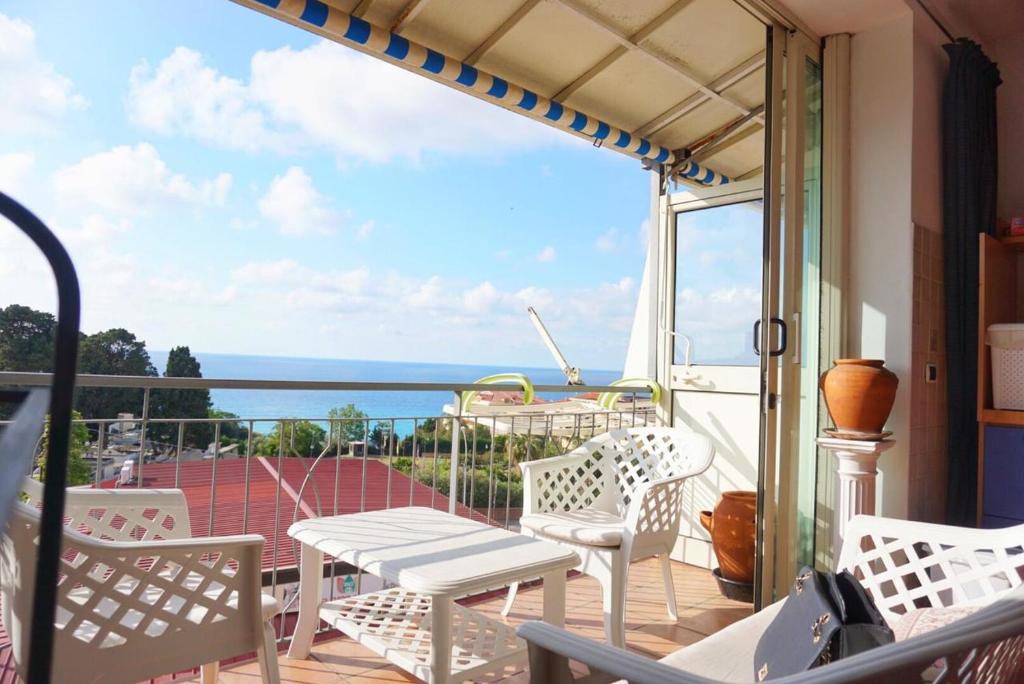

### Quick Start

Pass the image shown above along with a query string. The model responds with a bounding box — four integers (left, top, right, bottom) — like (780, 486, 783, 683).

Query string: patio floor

(197, 558, 752, 683)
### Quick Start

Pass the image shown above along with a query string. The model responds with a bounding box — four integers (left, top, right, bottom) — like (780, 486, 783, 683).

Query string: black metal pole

(0, 193, 80, 684)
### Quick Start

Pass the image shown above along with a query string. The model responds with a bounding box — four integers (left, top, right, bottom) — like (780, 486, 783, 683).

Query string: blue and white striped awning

(236, 0, 756, 186)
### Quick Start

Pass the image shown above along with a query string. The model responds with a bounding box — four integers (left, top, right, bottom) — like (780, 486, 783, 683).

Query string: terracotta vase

(699, 491, 756, 584)
(819, 359, 899, 435)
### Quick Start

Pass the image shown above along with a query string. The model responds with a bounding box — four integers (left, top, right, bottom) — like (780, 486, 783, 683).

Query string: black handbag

(753, 567, 894, 681)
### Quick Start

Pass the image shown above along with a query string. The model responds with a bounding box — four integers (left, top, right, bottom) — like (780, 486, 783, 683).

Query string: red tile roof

(97, 456, 485, 571)
(0, 456, 489, 682)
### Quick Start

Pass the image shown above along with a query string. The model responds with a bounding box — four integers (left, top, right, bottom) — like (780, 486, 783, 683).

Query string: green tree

(75, 328, 158, 419)
(37, 410, 92, 486)
(0, 304, 57, 372)
(0, 305, 61, 420)
(210, 408, 248, 443)
(327, 404, 369, 447)
(151, 346, 212, 449)
(255, 420, 327, 457)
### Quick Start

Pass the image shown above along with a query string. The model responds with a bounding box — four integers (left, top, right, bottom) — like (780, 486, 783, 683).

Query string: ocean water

(147, 351, 621, 423)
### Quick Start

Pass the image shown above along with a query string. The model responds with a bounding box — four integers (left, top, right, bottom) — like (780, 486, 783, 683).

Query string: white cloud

(230, 258, 303, 285)
(463, 281, 500, 313)
(128, 47, 287, 154)
(596, 222, 649, 254)
(53, 143, 231, 214)
(0, 152, 34, 194)
(58, 215, 131, 246)
(258, 166, 342, 236)
(536, 246, 557, 262)
(638, 218, 650, 250)
(0, 13, 85, 132)
(230, 258, 370, 299)
(595, 228, 619, 253)
(405, 275, 445, 308)
(355, 219, 375, 240)
(608, 277, 635, 294)
(127, 42, 562, 163)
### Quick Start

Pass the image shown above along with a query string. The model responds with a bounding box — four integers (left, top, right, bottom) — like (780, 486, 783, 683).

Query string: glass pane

(673, 201, 764, 366)
(796, 56, 823, 567)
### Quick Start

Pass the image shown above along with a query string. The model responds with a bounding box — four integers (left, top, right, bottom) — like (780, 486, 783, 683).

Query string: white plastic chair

(1, 479, 282, 684)
(505, 428, 715, 647)
(518, 514, 1024, 683)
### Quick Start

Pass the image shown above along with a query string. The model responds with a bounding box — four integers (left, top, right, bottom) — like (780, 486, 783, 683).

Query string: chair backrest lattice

(528, 428, 714, 520)
(534, 456, 609, 514)
(633, 479, 687, 537)
(839, 516, 1024, 624)
(589, 429, 714, 518)
(2, 483, 263, 684)
(20, 477, 192, 543)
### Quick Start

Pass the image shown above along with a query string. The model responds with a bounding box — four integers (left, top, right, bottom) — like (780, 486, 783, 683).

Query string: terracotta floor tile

(308, 640, 401, 676)
(214, 558, 747, 683)
(342, 666, 419, 683)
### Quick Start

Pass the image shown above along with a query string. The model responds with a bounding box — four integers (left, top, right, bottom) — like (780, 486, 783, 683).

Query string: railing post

(448, 391, 461, 515)
(94, 422, 106, 486)
(137, 386, 150, 486)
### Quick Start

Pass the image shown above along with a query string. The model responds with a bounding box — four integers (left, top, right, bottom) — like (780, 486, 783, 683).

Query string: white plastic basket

(987, 324, 1024, 410)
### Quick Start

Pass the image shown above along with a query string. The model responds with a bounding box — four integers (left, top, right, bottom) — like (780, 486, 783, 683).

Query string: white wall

(911, 9, 947, 233)
(848, 10, 915, 518)
(990, 37, 1024, 221)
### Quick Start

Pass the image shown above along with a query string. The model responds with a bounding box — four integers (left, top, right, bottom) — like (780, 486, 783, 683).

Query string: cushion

(891, 605, 981, 642)
(653, 599, 785, 683)
(519, 510, 625, 547)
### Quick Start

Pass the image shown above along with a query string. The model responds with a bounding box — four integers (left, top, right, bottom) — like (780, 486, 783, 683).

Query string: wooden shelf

(980, 408, 1024, 427)
(999, 235, 1024, 251)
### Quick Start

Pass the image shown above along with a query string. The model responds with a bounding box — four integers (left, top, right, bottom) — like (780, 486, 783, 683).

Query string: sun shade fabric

(242, 0, 728, 185)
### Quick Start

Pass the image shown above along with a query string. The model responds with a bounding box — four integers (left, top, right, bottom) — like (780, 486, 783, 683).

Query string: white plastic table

(286, 507, 579, 683)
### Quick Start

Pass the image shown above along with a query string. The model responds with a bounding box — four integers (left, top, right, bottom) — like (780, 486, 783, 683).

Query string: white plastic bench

(518, 514, 1024, 682)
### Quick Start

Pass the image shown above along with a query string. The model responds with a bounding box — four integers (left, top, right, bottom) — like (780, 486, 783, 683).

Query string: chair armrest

(518, 621, 717, 684)
(95, 533, 266, 553)
(520, 452, 604, 515)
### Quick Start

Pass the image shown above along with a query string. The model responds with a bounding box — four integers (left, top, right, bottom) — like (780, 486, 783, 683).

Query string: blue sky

(0, 1, 652, 371)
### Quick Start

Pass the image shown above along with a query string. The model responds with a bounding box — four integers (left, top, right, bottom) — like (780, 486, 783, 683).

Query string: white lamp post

(817, 437, 896, 554)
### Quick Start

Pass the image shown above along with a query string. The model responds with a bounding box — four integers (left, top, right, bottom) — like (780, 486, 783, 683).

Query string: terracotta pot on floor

(820, 359, 899, 436)
(699, 491, 756, 584)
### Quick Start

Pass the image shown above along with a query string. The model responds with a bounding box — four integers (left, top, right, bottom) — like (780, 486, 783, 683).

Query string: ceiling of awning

(234, 0, 768, 183)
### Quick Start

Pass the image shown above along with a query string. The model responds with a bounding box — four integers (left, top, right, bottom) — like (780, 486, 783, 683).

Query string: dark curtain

(943, 39, 1001, 526)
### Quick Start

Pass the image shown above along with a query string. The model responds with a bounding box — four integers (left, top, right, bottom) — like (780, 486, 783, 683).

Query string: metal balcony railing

(0, 371, 657, 650)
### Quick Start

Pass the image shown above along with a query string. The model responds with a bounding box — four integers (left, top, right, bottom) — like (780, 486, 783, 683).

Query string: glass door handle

(753, 318, 787, 357)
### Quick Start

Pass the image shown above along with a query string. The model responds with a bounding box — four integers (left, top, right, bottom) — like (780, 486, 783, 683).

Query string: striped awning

(234, 0, 769, 185)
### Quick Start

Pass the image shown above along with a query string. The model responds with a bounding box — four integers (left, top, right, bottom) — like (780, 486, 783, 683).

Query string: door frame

(774, 29, 824, 590)
(663, 177, 764, 394)
(653, 22, 826, 608)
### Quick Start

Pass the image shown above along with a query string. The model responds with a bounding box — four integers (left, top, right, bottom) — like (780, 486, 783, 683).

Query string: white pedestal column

(816, 437, 896, 555)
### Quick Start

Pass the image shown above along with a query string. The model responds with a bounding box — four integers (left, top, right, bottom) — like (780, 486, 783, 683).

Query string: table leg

(287, 543, 323, 660)
(430, 595, 452, 684)
(541, 569, 567, 628)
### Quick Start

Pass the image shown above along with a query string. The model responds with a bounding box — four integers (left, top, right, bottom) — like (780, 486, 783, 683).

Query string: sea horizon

(147, 350, 624, 425)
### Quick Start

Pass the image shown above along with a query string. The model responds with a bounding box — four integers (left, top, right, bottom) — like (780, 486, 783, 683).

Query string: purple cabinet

(983, 426, 1024, 525)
